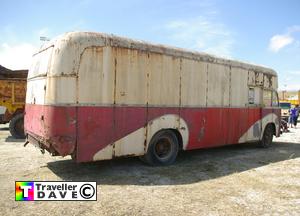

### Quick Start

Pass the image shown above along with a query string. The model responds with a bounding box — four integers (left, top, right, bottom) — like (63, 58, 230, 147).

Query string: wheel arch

(92, 114, 189, 162)
(169, 129, 183, 150)
(264, 122, 276, 136)
(145, 114, 189, 153)
(260, 113, 280, 139)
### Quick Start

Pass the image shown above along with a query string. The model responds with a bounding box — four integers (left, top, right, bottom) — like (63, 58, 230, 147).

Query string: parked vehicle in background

(279, 102, 291, 122)
(0, 66, 27, 139)
(24, 32, 281, 165)
(278, 90, 300, 106)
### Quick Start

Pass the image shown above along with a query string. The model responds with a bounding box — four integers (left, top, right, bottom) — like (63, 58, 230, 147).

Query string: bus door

(247, 87, 262, 141)
(271, 91, 280, 136)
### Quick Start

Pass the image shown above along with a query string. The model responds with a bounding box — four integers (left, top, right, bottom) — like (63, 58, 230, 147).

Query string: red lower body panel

(25, 104, 277, 162)
(25, 104, 77, 156)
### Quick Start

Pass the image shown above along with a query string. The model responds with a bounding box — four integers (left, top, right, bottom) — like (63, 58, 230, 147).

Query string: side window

(272, 91, 279, 107)
(248, 87, 261, 105)
(248, 87, 255, 104)
(263, 90, 272, 107)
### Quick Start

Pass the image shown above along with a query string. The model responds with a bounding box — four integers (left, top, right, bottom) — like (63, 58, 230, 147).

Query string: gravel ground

(0, 123, 299, 216)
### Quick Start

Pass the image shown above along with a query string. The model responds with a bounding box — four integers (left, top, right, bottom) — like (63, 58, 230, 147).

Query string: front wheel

(258, 124, 274, 148)
(9, 113, 25, 139)
(141, 130, 179, 166)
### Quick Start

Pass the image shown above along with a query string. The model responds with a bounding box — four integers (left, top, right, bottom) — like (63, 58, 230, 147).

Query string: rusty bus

(24, 32, 280, 165)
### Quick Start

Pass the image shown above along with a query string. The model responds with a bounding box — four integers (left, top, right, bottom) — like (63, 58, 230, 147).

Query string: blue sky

(0, 0, 299, 90)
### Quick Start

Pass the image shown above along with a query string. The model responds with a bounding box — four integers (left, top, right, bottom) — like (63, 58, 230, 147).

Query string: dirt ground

(0, 123, 299, 216)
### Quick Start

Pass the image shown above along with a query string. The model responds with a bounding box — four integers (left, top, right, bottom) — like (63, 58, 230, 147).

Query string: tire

(258, 124, 274, 148)
(9, 113, 25, 139)
(141, 130, 179, 166)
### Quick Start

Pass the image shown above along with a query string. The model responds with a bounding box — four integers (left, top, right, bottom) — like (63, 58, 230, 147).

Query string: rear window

(28, 46, 53, 79)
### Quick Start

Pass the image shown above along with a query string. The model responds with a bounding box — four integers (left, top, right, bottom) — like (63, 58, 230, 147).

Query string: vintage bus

(25, 32, 280, 165)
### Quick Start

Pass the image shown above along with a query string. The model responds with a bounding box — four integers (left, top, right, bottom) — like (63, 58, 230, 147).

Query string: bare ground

(0, 124, 299, 216)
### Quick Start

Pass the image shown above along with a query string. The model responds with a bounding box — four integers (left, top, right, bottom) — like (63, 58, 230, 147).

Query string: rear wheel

(9, 113, 25, 139)
(141, 130, 179, 166)
(258, 124, 274, 148)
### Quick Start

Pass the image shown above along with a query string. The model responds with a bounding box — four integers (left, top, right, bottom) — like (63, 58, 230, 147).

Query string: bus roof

(39, 31, 277, 76)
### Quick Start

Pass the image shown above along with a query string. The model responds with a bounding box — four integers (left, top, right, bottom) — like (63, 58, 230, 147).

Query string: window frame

(271, 91, 279, 107)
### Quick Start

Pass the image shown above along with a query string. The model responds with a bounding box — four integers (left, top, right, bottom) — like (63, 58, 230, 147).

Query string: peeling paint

(25, 32, 280, 163)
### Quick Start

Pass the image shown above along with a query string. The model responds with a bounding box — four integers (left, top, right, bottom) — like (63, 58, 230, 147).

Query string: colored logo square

(15, 181, 34, 201)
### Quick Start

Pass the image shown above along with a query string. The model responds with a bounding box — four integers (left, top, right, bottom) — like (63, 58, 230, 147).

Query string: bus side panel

(247, 107, 261, 141)
(74, 46, 279, 162)
(203, 108, 225, 147)
(76, 107, 148, 162)
(114, 47, 148, 105)
(207, 63, 230, 107)
(181, 107, 260, 150)
(76, 46, 113, 162)
(230, 67, 248, 107)
(75, 107, 267, 162)
(261, 107, 275, 131)
(226, 108, 240, 145)
(113, 47, 148, 157)
(77, 47, 114, 105)
(179, 108, 206, 150)
(239, 108, 249, 142)
(180, 59, 207, 107)
(147, 53, 181, 106)
(77, 107, 185, 162)
(77, 107, 114, 162)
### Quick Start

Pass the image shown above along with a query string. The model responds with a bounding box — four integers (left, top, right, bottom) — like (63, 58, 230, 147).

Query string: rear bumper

(24, 104, 76, 156)
(27, 132, 76, 156)
(27, 132, 58, 155)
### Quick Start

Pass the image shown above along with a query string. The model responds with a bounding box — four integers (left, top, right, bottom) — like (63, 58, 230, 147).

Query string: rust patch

(144, 125, 148, 152)
(49, 135, 76, 156)
(113, 57, 117, 104)
(112, 57, 117, 158)
(198, 118, 206, 141)
(198, 126, 205, 141)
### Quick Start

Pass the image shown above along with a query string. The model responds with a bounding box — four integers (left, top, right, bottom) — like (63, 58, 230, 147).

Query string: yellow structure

(0, 80, 26, 116)
(279, 90, 300, 105)
(0, 66, 27, 138)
